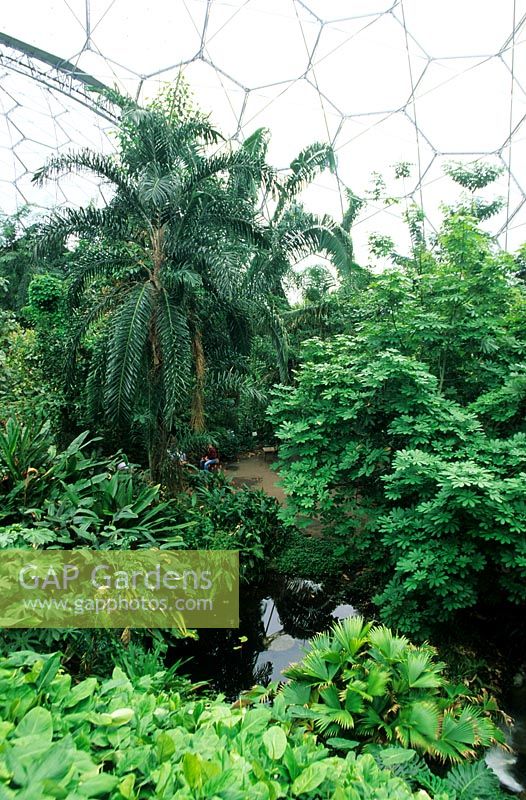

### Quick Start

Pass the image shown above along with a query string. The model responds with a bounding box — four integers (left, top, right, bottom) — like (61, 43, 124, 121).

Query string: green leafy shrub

(0, 318, 62, 428)
(376, 431, 526, 635)
(269, 209, 526, 636)
(0, 628, 188, 683)
(32, 470, 182, 549)
(0, 418, 102, 518)
(0, 650, 443, 800)
(272, 530, 348, 580)
(22, 273, 69, 404)
(170, 474, 290, 579)
(0, 418, 181, 548)
(0, 418, 192, 664)
(256, 617, 504, 764)
(270, 340, 526, 635)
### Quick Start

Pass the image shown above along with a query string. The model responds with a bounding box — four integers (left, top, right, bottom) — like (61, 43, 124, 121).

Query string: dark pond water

(173, 574, 356, 697)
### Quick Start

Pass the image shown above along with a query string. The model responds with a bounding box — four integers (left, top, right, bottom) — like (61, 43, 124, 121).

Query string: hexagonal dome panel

(0, 0, 525, 257)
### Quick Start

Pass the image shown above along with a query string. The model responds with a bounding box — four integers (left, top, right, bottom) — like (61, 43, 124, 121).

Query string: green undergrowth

(271, 529, 348, 580)
(0, 648, 508, 800)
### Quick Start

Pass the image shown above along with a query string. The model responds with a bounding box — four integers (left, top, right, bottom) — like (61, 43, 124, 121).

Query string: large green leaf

(262, 726, 287, 760)
(14, 707, 53, 741)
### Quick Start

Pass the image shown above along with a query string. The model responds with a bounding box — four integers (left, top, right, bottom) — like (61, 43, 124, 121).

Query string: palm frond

(230, 128, 274, 204)
(274, 142, 335, 219)
(32, 148, 134, 198)
(122, 110, 221, 170)
(242, 127, 270, 160)
(283, 301, 332, 330)
(207, 370, 267, 405)
(65, 284, 134, 385)
(280, 214, 354, 273)
(196, 194, 268, 252)
(35, 206, 131, 256)
(170, 118, 224, 152)
(162, 263, 202, 298)
(137, 164, 176, 209)
(331, 616, 373, 657)
(104, 281, 155, 422)
(181, 148, 272, 197)
(156, 289, 192, 424)
(226, 305, 253, 356)
(342, 187, 365, 231)
(257, 304, 290, 383)
(68, 253, 145, 305)
(85, 327, 110, 422)
(201, 247, 246, 302)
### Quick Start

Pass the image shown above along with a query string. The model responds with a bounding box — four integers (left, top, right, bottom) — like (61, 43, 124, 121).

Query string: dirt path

(224, 454, 285, 504)
(224, 454, 324, 536)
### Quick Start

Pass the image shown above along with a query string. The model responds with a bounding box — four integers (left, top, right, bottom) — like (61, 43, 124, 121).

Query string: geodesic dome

(1, 0, 526, 260)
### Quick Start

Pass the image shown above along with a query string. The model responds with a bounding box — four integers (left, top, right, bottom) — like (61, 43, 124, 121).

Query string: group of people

(172, 444, 220, 471)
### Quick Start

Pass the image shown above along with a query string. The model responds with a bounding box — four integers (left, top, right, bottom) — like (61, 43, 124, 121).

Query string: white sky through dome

(1, 0, 526, 263)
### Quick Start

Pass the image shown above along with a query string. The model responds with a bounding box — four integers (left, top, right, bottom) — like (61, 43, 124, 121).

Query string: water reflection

(487, 685, 526, 793)
(255, 578, 357, 683)
(174, 575, 356, 697)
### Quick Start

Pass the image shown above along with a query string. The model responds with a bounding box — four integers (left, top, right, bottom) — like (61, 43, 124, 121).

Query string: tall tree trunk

(190, 328, 205, 432)
(148, 226, 168, 480)
(148, 419, 169, 484)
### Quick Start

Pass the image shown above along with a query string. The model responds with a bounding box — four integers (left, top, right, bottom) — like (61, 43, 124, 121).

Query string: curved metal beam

(0, 31, 119, 123)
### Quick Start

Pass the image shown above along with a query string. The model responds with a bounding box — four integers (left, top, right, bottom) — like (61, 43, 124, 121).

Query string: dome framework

(1, 0, 525, 259)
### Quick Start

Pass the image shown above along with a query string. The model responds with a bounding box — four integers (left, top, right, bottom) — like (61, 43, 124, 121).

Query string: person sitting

(199, 444, 219, 471)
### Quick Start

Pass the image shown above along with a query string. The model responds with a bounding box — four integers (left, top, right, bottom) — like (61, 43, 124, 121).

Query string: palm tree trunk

(148, 226, 168, 480)
(190, 328, 205, 432)
(149, 421, 169, 483)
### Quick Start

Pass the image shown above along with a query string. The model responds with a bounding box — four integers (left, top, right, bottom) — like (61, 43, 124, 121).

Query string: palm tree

(33, 102, 269, 479)
(239, 129, 360, 381)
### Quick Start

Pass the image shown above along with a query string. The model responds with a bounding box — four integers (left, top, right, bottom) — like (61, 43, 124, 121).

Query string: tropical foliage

(0, 417, 179, 547)
(33, 107, 268, 477)
(0, 416, 286, 577)
(172, 473, 287, 579)
(0, 650, 507, 800)
(0, 316, 61, 426)
(0, 78, 523, 798)
(269, 200, 526, 636)
(260, 617, 503, 763)
(29, 80, 355, 480)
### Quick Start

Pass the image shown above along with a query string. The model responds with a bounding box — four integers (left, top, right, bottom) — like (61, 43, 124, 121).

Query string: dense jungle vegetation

(1, 81, 525, 797)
